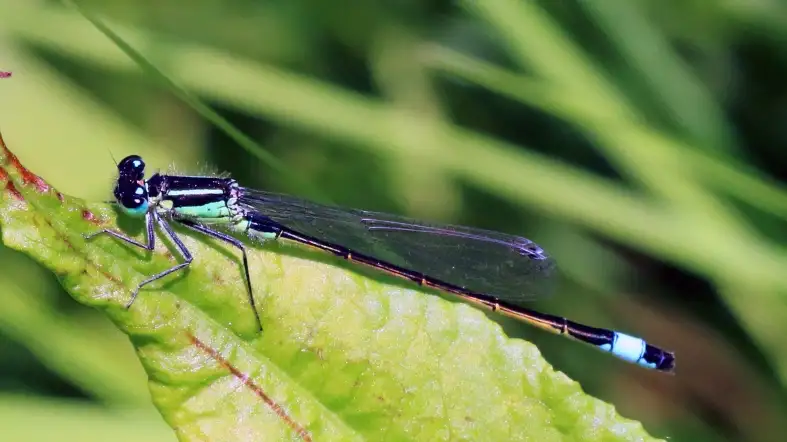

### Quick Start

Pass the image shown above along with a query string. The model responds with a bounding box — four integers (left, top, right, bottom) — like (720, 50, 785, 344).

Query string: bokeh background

(2, 1, 787, 441)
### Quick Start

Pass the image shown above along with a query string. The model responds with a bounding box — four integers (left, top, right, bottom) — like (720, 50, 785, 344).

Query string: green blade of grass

(0, 272, 150, 405)
(0, 132, 664, 440)
(421, 45, 787, 221)
(580, 1, 734, 152)
(0, 395, 175, 442)
(459, 0, 732, 211)
(59, 0, 331, 205)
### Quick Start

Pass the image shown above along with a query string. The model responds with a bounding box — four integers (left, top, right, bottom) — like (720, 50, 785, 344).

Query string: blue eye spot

(132, 160, 141, 168)
(135, 187, 144, 195)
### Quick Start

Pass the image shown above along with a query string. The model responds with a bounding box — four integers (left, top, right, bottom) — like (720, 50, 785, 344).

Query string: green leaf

(0, 132, 663, 441)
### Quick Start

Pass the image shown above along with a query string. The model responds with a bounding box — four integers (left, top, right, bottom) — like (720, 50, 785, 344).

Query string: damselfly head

(117, 155, 146, 181)
(113, 157, 149, 217)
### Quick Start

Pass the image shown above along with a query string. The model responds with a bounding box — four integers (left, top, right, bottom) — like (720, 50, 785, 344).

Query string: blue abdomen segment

(564, 320, 675, 372)
(243, 212, 283, 241)
(598, 332, 674, 371)
(601, 332, 646, 363)
(228, 217, 278, 241)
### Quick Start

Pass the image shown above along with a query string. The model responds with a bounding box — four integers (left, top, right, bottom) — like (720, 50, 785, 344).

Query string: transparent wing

(239, 189, 557, 304)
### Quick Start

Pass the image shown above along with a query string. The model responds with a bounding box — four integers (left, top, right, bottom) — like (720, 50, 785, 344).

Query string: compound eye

(114, 180, 149, 216)
(117, 155, 145, 180)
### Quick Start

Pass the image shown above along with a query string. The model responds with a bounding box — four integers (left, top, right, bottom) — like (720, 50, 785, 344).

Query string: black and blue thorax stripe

(146, 174, 245, 223)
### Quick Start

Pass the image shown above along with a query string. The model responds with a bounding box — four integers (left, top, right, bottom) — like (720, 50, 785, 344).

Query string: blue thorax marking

(172, 201, 233, 220)
(167, 188, 225, 197)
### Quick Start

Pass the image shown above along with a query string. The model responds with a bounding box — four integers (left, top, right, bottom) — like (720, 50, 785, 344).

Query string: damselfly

(86, 155, 675, 372)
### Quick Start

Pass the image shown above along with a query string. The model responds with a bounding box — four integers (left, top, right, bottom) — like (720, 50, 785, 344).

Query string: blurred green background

(2, 0, 787, 441)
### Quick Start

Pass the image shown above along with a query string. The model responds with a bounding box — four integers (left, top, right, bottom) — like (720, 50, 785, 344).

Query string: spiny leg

(179, 219, 262, 331)
(87, 210, 195, 308)
(85, 210, 156, 251)
(124, 212, 195, 308)
(85, 210, 156, 306)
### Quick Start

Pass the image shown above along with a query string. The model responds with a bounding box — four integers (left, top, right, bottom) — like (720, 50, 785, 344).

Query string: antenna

(108, 150, 118, 166)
